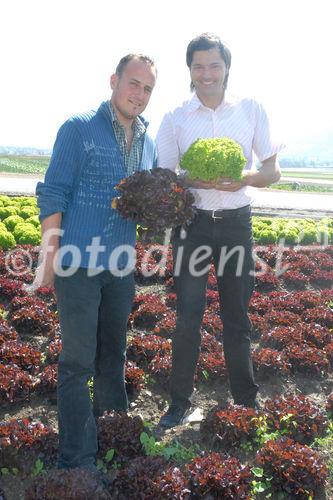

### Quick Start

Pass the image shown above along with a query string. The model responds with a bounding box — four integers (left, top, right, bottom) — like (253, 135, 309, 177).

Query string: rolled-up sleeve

(252, 101, 285, 162)
(155, 113, 180, 171)
(36, 119, 84, 221)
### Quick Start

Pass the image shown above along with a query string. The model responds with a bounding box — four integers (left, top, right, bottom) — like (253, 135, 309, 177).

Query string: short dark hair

(186, 33, 231, 91)
(115, 54, 157, 77)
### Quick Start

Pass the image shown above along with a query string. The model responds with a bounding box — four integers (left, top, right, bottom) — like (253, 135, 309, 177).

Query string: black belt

(196, 205, 251, 219)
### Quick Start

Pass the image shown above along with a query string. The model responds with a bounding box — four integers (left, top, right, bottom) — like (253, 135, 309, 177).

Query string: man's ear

(110, 73, 118, 90)
(223, 70, 229, 89)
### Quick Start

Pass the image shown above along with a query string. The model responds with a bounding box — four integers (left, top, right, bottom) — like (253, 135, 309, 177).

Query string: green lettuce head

(180, 137, 247, 181)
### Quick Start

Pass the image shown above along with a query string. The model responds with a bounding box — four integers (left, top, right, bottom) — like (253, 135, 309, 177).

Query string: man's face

(190, 47, 227, 101)
(110, 59, 156, 125)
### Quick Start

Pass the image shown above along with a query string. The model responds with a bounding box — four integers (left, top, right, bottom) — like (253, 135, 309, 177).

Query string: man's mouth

(129, 100, 142, 107)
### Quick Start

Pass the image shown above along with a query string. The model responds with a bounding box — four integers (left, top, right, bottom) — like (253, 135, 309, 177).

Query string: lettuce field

(0, 157, 49, 176)
(0, 197, 333, 499)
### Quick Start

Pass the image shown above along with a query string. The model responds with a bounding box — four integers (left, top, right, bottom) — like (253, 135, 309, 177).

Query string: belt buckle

(212, 209, 224, 219)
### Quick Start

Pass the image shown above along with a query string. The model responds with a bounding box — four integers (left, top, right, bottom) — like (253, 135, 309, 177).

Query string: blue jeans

(170, 207, 258, 408)
(55, 268, 135, 470)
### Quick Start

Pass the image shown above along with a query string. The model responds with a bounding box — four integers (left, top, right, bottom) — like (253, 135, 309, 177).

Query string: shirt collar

(108, 101, 146, 137)
(186, 92, 234, 113)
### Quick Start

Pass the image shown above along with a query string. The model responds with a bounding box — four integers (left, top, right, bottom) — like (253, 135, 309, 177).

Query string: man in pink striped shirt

(156, 33, 284, 428)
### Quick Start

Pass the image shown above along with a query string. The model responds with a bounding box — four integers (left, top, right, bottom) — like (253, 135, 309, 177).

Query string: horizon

(1, 121, 333, 156)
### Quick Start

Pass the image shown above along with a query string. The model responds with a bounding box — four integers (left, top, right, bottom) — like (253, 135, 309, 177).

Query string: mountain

(1, 128, 333, 167)
(279, 129, 333, 166)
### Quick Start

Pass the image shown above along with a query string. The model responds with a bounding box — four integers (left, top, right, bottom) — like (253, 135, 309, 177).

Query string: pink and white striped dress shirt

(156, 93, 285, 210)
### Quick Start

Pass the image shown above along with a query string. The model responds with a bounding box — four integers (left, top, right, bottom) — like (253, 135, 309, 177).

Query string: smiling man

(35, 54, 157, 472)
(156, 33, 284, 428)
(110, 57, 155, 145)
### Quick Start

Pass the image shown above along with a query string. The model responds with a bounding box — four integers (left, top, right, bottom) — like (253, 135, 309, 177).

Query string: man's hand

(213, 177, 245, 191)
(186, 176, 245, 191)
(25, 255, 56, 294)
(35, 257, 56, 288)
(185, 178, 217, 189)
(24, 212, 62, 294)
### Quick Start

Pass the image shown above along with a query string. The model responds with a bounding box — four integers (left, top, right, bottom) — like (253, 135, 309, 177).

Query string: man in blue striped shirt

(34, 54, 157, 472)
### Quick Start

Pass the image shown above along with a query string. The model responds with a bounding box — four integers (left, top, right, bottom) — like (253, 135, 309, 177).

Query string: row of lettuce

(0, 195, 333, 249)
(252, 215, 333, 245)
(0, 195, 40, 249)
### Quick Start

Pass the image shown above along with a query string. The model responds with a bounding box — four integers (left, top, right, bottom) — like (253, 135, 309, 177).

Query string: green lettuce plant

(0, 229, 16, 249)
(0, 206, 19, 220)
(13, 222, 41, 245)
(180, 137, 246, 181)
(25, 215, 41, 228)
(2, 215, 25, 232)
(19, 206, 39, 219)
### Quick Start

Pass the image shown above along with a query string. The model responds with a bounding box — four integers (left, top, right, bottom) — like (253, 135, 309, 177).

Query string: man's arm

(31, 120, 83, 290)
(32, 212, 62, 289)
(242, 154, 281, 188)
(155, 113, 179, 172)
(210, 100, 283, 192)
(202, 154, 281, 192)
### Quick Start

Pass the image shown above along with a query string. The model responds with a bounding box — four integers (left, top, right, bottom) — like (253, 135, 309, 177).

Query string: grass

(0, 156, 332, 182)
(0, 155, 50, 175)
(311, 422, 333, 485)
(281, 170, 333, 180)
(271, 183, 333, 193)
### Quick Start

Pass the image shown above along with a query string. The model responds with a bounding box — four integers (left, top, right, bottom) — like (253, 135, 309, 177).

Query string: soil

(2, 374, 333, 499)
(1, 281, 333, 500)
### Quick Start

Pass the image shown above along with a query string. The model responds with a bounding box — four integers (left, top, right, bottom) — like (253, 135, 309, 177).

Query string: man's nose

(202, 68, 212, 79)
(134, 86, 145, 99)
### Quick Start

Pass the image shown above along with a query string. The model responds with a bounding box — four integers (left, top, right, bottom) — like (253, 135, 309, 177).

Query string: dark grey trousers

(170, 208, 258, 408)
(55, 268, 135, 469)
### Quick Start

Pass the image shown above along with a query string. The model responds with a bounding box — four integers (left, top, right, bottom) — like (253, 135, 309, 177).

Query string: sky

(1, 0, 333, 150)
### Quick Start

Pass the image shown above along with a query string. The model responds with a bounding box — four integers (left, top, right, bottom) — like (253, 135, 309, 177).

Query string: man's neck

(196, 91, 225, 110)
(109, 100, 134, 130)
